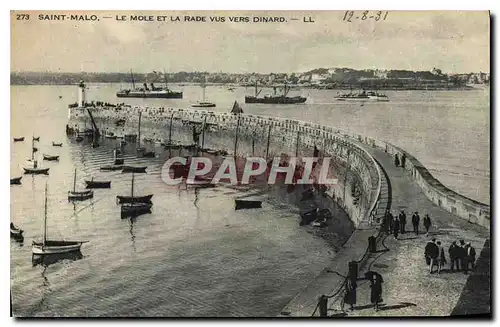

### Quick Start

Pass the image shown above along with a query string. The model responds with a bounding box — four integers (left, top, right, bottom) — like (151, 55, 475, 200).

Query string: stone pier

(69, 105, 490, 316)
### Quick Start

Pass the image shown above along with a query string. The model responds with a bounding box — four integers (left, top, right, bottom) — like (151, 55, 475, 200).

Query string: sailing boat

(136, 110, 155, 158)
(23, 136, 50, 174)
(10, 222, 24, 239)
(120, 173, 153, 218)
(32, 183, 89, 255)
(117, 172, 153, 204)
(231, 101, 244, 114)
(68, 168, 94, 201)
(192, 78, 216, 108)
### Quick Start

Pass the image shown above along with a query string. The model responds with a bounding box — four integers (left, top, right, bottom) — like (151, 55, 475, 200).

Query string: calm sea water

(10, 84, 489, 317)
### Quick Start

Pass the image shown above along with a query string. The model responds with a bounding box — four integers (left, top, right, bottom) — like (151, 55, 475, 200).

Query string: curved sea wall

(70, 106, 383, 228)
(70, 104, 489, 230)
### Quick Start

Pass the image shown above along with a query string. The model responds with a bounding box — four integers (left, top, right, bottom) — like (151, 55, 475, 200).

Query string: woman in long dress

(342, 278, 356, 311)
(367, 272, 384, 311)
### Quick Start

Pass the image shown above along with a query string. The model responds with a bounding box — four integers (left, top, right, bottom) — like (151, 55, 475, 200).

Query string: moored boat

(122, 165, 147, 173)
(32, 183, 88, 255)
(100, 164, 124, 171)
(23, 139, 49, 174)
(68, 168, 94, 201)
(136, 111, 156, 159)
(10, 222, 24, 237)
(85, 179, 111, 188)
(10, 177, 22, 185)
(52, 142, 63, 147)
(13, 137, 24, 142)
(33, 136, 40, 141)
(116, 173, 153, 204)
(43, 154, 59, 161)
(75, 136, 84, 142)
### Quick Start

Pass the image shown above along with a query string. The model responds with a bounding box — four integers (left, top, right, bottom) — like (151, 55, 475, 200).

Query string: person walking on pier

(423, 214, 432, 236)
(399, 210, 407, 234)
(458, 240, 466, 272)
(425, 238, 439, 273)
(342, 278, 356, 312)
(448, 241, 460, 272)
(365, 271, 384, 312)
(412, 211, 420, 235)
(401, 153, 407, 169)
(436, 241, 446, 274)
(392, 214, 400, 239)
(463, 243, 476, 274)
(388, 211, 394, 233)
(394, 154, 400, 167)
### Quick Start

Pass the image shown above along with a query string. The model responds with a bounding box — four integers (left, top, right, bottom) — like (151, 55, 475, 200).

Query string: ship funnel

(78, 80, 86, 107)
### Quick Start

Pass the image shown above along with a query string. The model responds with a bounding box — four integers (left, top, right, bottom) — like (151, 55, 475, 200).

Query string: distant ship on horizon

(334, 89, 389, 102)
(245, 82, 307, 104)
(116, 70, 183, 99)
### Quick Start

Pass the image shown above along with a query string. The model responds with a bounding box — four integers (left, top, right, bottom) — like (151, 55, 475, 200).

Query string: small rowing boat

(13, 137, 24, 142)
(43, 154, 59, 161)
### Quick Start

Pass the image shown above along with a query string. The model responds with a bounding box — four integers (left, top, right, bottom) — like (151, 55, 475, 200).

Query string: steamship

(245, 82, 307, 104)
(116, 70, 183, 99)
(334, 90, 389, 102)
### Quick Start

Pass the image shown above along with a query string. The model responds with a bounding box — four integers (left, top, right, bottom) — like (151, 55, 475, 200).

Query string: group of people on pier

(424, 238, 476, 275)
(382, 209, 432, 239)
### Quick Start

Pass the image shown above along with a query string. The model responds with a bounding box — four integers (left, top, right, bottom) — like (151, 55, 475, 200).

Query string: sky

(11, 10, 490, 74)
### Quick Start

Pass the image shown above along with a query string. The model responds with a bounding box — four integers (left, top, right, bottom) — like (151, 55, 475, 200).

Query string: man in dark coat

(457, 240, 466, 271)
(401, 153, 406, 169)
(388, 211, 394, 233)
(463, 243, 476, 274)
(393, 217, 400, 240)
(399, 210, 407, 234)
(423, 214, 432, 236)
(412, 211, 420, 235)
(448, 241, 460, 272)
(425, 238, 439, 273)
(394, 154, 400, 167)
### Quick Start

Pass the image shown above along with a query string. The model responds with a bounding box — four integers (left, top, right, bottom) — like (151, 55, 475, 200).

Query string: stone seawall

(70, 106, 383, 228)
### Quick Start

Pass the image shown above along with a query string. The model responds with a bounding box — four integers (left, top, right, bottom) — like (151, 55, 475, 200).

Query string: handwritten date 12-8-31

(343, 11, 389, 22)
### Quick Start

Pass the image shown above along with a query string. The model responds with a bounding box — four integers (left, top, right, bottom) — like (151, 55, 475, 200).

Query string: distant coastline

(10, 69, 489, 91)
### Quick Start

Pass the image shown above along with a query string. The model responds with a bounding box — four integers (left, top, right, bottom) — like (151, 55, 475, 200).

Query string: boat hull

(192, 103, 216, 108)
(100, 164, 124, 171)
(68, 190, 94, 201)
(10, 177, 22, 185)
(13, 137, 25, 142)
(122, 166, 147, 173)
(43, 154, 59, 161)
(85, 181, 111, 188)
(52, 142, 63, 147)
(116, 92, 183, 99)
(116, 194, 153, 204)
(245, 96, 306, 104)
(120, 203, 153, 218)
(23, 167, 49, 175)
(32, 241, 85, 255)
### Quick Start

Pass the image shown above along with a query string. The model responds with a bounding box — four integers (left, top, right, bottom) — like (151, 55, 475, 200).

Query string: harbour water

(10, 84, 489, 317)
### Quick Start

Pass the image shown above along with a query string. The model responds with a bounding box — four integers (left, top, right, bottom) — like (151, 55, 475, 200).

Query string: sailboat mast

(163, 69, 168, 89)
(138, 110, 142, 149)
(130, 70, 136, 89)
(73, 168, 77, 192)
(255, 81, 258, 97)
(31, 136, 34, 160)
(131, 173, 135, 197)
(43, 182, 48, 245)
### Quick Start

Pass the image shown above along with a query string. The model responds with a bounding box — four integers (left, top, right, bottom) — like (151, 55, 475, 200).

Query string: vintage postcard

(10, 10, 490, 318)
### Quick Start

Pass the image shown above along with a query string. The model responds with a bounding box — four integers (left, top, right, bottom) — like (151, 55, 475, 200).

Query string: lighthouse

(78, 80, 86, 107)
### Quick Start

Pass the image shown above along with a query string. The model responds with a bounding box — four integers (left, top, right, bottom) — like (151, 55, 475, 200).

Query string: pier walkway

(282, 143, 489, 317)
